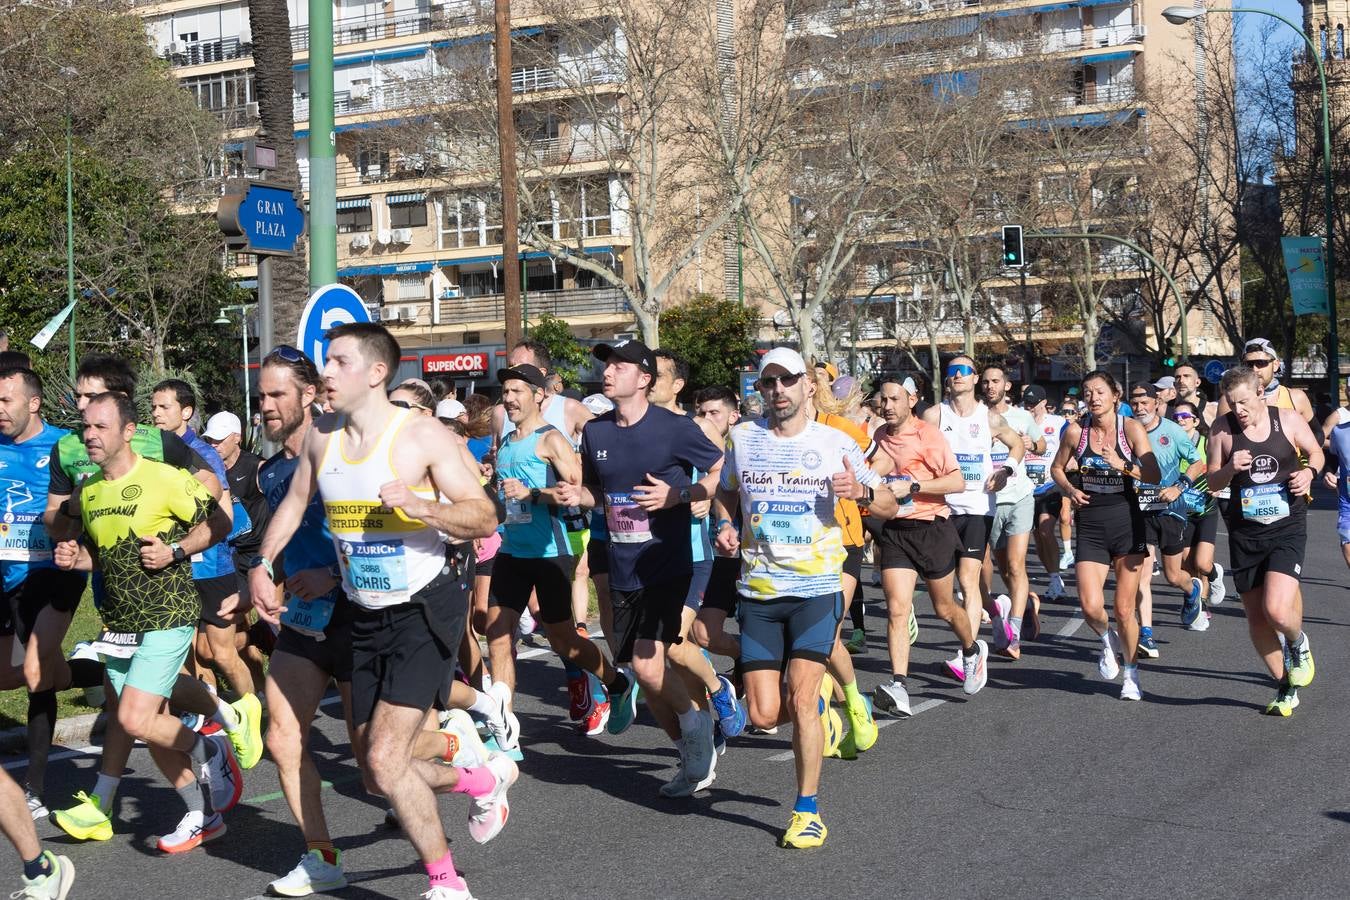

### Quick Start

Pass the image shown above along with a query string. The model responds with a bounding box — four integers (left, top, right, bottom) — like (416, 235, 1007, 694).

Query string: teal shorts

(102, 626, 193, 698)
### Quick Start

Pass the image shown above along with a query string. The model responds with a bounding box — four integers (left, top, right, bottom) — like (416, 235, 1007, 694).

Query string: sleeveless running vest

(1073, 413, 1137, 504)
(1227, 407, 1305, 528)
(1330, 409, 1350, 507)
(496, 424, 571, 559)
(316, 409, 447, 609)
(939, 402, 994, 516)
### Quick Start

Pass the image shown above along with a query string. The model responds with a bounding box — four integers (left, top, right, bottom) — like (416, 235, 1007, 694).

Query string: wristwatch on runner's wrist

(170, 542, 186, 564)
(678, 486, 692, 504)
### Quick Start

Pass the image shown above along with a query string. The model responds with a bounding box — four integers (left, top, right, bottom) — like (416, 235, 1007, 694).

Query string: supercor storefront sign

(423, 352, 489, 378)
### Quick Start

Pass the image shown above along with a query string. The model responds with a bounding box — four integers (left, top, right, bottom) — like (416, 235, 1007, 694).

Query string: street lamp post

(215, 303, 257, 432)
(60, 66, 79, 383)
(1026, 230, 1189, 359)
(1163, 5, 1337, 394)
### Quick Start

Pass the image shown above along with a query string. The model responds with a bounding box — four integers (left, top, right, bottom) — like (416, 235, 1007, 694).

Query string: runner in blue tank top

(1319, 386, 1350, 569)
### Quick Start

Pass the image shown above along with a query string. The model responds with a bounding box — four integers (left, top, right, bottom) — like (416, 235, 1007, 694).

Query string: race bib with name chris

(337, 539, 410, 606)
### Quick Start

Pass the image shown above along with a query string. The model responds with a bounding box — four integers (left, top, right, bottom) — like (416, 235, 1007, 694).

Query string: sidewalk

(0, 711, 107, 756)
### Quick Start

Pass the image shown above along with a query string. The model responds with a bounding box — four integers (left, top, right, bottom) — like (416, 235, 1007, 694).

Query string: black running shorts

(876, 517, 959, 581)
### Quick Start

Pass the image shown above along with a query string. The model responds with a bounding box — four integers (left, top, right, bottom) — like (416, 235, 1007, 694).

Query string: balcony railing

(165, 36, 250, 67)
(211, 104, 261, 129)
(290, 2, 486, 51)
(436, 286, 629, 324)
(511, 62, 625, 93)
(1091, 23, 1145, 48)
(294, 77, 463, 121)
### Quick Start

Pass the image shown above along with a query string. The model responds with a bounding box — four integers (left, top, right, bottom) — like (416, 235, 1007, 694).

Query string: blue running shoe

(1180, 577, 1203, 628)
(607, 669, 641, 735)
(1137, 626, 1159, 659)
(709, 675, 746, 738)
(713, 719, 726, 756)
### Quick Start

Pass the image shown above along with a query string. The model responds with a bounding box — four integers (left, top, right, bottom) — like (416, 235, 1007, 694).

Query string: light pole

(215, 303, 257, 432)
(60, 66, 79, 382)
(1163, 5, 1337, 394)
(1026, 230, 1189, 359)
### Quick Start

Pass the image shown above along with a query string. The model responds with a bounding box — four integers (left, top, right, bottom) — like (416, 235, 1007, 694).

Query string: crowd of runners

(0, 327, 1337, 898)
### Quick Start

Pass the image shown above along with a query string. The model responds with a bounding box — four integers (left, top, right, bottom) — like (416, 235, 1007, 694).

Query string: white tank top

(500, 394, 575, 448)
(939, 401, 995, 516)
(317, 408, 448, 609)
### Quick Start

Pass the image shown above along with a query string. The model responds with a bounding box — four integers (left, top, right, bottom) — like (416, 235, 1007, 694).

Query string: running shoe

(1099, 630, 1121, 680)
(989, 594, 1013, 650)
(780, 811, 828, 849)
(467, 753, 518, 844)
(423, 886, 477, 900)
(25, 786, 48, 820)
(1288, 633, 1315, 688)
(944, 650, 966, 682)
(1208, 564, 1226, 606)
(872, 681, 912, 718)
(52, 792, 112, 842)
(606, 669, 641, 735)
(157, 811, 225, 854)
(870, 567, 881, 586)
(1137, 627, 1160, 659)
(962, 640, 989, 695)
(228, 692, 265, 770)
(1187, 607, 1211, 633)
(517, 608, 536, 637)
(1120, 665, 1141, 701)
(659, 738, 688, 798)
(713, 719, 726, 756)
(13, 850, 74, 900)
(1264, 681, 1299, 717)
(441, 709, 490, 767)
(907, 607, 919, 645)
(1046, 573, 1065, 601)
(682, 709, 717, 783)
(1180, 578, 1203, 629)
(709, 674, 746, 738)
(203, 732, 244, 813)
(484, 682, 522, 755)
(579, 700, 611, 736)
(843, 627, 866, 655)
(1022, 592, 1041, 640)
(179, 712, 206, 733)
(1058, 546, 1074, 570)
(268, 849, 348, 897)
(566, 674, 592, 722)
(846, 694, 878, 752)
(817, 678, 843, 758)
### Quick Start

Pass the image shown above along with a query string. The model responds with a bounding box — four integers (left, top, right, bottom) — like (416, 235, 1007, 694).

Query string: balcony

(164, 36, 251, 67)
(294, 77, 461, 121)
(290, 1, 486, 51)
(511, 61, 626, 94)
(1090, 23, 1145, 48)
(436, 286, 630, 324)
(211, 104, 261, 129)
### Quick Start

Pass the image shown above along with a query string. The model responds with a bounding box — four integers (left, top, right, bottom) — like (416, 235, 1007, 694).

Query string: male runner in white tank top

(250, 323, 509, 900)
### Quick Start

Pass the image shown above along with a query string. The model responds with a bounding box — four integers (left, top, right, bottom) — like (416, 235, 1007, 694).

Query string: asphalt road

(7, 502, 1350, 900)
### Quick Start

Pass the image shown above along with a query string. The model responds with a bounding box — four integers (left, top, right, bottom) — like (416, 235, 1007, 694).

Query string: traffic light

(1002, 225, 1025, 268)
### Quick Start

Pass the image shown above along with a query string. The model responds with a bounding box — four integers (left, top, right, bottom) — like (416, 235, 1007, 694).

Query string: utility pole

(495, 0, 522, 349)
(309, 0, 337, 289)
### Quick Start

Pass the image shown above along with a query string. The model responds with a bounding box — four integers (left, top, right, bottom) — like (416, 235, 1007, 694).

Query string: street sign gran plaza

(217, 177, 307, 357)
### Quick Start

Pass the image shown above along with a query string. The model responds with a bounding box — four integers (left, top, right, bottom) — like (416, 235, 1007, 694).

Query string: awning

(431, 25, 542, 51)
(296, 116, 416, 139)
(1079, 0, 1128, 6)
(386, 192, 426, 205)
(1080, 50, 1137, 62)
(338, 260, 435, 277)
(440, 245, 617, 268)
(336, 197, 372, 210)
(295, 46, 429, 72)
(1010, 107, 1142, 129)
(235, 278, 258, 289)
(985, 2, 1077, 18)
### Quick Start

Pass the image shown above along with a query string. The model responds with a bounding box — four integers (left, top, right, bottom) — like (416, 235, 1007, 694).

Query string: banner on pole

(1281, 236, 1329, 316)
(30, 300, 77, 351)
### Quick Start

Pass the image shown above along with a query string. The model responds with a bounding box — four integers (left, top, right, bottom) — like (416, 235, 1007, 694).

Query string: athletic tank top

(496, 425, 571, 559)
(1227, 407, 1305, 528)
(690, 464, 712, 564)
(1330, 409, 1350, 506)
(1026, 413, 1065, 496)
(939, 402, 994, 516)
(316, 409, 447, 609)
(1073, 413, 1138, 506)
(1268, 384, 1296, 410)
(501, 394, 574, 448)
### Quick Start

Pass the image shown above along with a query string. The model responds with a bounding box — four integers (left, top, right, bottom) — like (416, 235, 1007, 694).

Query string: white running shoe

(1046, 573, 1065, 601)
(424, 886, 477, 900)
(944, 649, 966, 682)
(1187, 608, 1211, 632)
(156, 811, 225, 854)
(872, 681, 912, 717)
(268, 849, 348, 897)
(1098, 630, 1121, 680)
(14, 851, 73, 900)
(484, 682, 522, 755)
(467, 753, 519, 844)
(203, 733, 244, 813)
(25, 786, 48, 820)
(1058, 547, 1074, 570)
(440, 709, 490, 768)
(681, 709, 717, 783)
(1120, 666, 1142, 701)
(989, 594, 1012, 649)
(1208, 564, 1226, 606)
(517, 608, 536, 636)
(962, 641, 989, 695)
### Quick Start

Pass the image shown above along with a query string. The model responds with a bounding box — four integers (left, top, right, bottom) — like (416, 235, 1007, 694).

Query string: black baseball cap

(1021, 385, 1047, 406)
(1130, 382, 1158, 398)
(497, 364, 548, 389)
(592, 339, 656, 375)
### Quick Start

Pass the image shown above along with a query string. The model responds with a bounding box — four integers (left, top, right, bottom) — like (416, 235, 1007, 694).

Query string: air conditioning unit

(351, 82, 371, 100)
(389, 228, 413, 244)
(379, 306, 403, 322)
(167, 41, 181, 55)
(376, 230, 392, 246)
(398, 305, 418, 322)
(612, 331, 636, 341)
(245, 101, 260, 118)
(349, 233, 371, 249)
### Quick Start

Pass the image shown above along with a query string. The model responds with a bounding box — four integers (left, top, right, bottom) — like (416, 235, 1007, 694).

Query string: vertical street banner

(1281, 236, 1329, 316)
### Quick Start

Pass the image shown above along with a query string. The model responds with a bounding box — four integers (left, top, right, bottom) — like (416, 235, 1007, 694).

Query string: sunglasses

(1242, 358, 1274, 368)
(391, 399, 429, 412)
(757, 372, 805, 391)
(946, 364, 976, 378)
(1173, 412, 1196, 421)
(267, 345, 307, 363)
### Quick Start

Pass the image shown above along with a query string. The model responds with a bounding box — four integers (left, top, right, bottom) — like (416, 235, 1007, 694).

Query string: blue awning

(296, 116, 415, 139)
(336, 197, 371, 209)
(1081, 50, 1137, 62)
(1079, 0, 1127, 6)
(986, 2, 1077, 18)
(339, 261, 435, 277)
(386, 192, 426, 205)
(441, 245, 617, 268)
(295, 46, 429, 71)
(431, 25, 542, 51)
(1011, 107, 1142, 129)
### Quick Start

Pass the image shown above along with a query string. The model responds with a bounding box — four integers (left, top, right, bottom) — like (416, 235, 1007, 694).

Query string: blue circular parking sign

(1204, 359, 1227, 384)
(296, 284, 372, 367)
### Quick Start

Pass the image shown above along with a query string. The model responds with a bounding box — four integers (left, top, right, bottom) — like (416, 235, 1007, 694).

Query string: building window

(397, 274, 426, 300)
(336, 200, 373, 233)
(389, 199, 428, 229)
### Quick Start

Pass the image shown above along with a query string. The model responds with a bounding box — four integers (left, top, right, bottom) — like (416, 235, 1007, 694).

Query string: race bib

(885, 474, 913, 506)
(0, 512, 51, 562)
(956, 452, 986, 487)
(1240, 484, 1290, 525)
(280, 595, 336, 640)
(90, 630, 143, 659)
(1136, 485, 1168, 512)
(605, 492, 652, 544)
(1024, 459, 1048, 487)
(502, 491, 533, 526)
(338, 539, 410, 605)
(750, 499, 814, 546)
(1080, 460, 1125, 494)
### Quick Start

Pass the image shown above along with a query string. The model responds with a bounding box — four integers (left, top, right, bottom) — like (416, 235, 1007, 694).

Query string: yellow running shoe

(780, 811, 827, 849)
(847, 695, 878, 753)
(53, 791, 112, 842)
(1287, 634, 1315, 688)
(818, 678, 842, 758)
(229, 693, 265, 769)
(1263, 682, 1299, 717)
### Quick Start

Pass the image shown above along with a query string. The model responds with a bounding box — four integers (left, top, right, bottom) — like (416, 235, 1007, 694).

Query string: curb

(0, 711, 108, 757)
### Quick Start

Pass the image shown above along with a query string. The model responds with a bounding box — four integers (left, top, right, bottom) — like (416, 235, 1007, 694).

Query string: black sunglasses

(266, 345, 307, 363)
(757, 372, 805, 391)
(1242, 358, 1274, 368)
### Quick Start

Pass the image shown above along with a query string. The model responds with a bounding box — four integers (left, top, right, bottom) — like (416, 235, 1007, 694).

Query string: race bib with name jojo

(0, 511, 51, 562)
(956, 452, 986, 487)
(1241, 483, 1290, 525)
(337, 539, 410, 606)
(90, 630, 143, 659)
(750, 499, 815, 545)
(280, 595, 336, 640)
(605, 492, 652, 543)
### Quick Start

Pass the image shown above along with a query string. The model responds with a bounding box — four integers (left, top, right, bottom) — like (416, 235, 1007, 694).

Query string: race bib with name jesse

(1240, 483, 1290, 525)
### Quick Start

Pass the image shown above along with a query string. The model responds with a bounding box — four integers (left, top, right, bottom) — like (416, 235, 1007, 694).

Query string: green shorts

(103, 626, 194, 698)
(565, 526, 590, 558)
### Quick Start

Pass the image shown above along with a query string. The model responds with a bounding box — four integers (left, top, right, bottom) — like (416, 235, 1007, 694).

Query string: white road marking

(1056, 611, 1085, 638)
